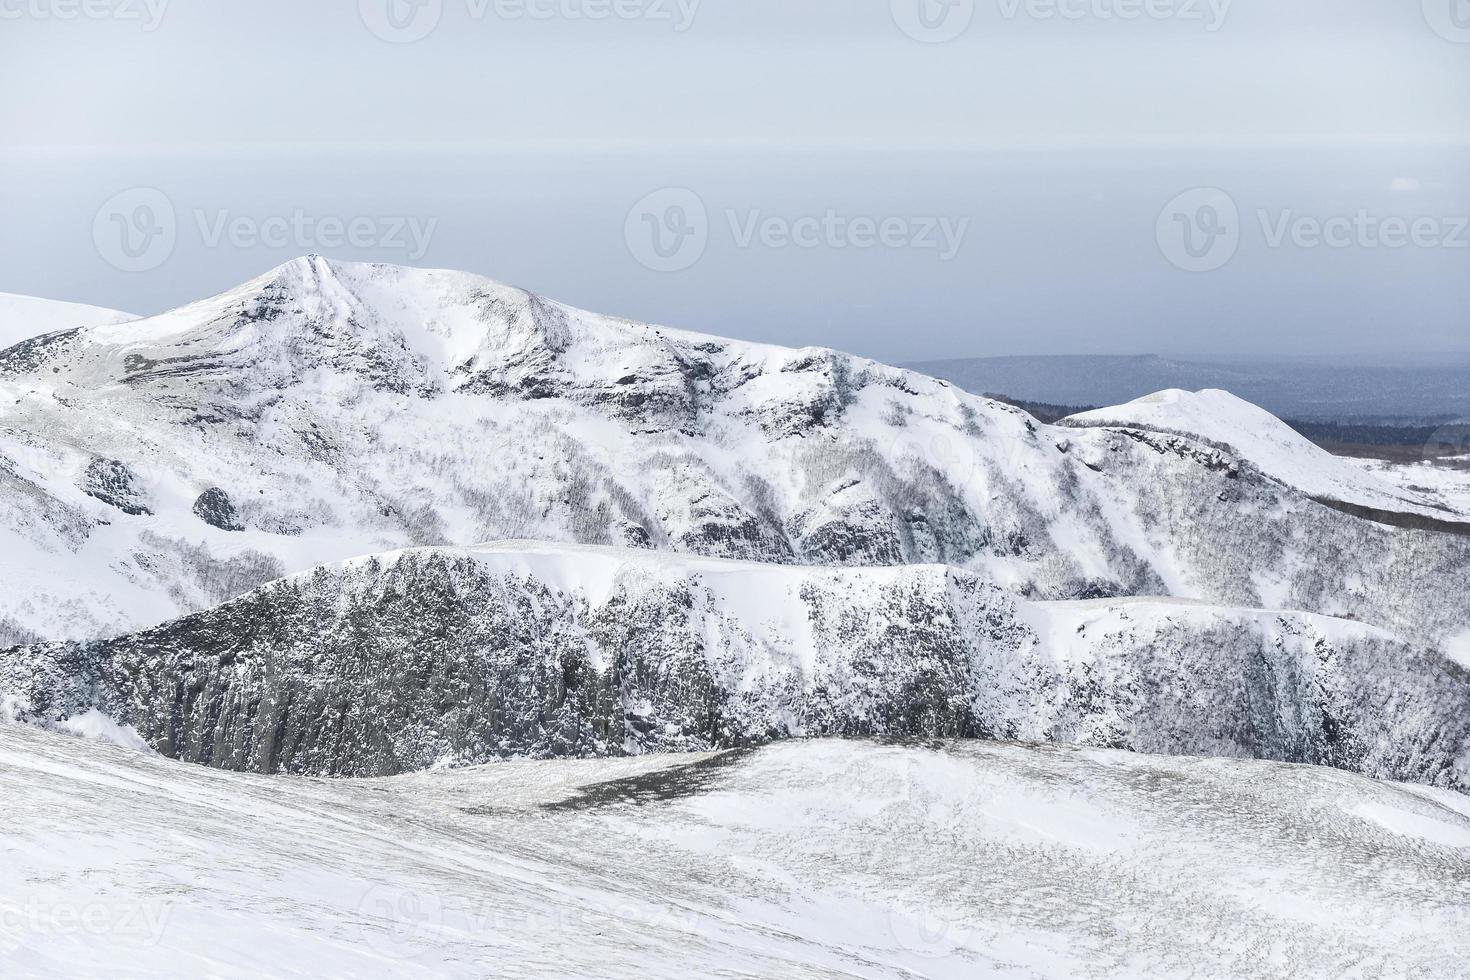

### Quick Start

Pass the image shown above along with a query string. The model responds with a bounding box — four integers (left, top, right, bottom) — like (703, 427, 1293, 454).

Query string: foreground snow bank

(1, 724, 1467, 979)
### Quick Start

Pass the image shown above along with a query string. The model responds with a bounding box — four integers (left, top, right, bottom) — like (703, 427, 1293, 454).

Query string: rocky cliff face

(5, 544, 1465, 786)
(0, 257, 1465, 649)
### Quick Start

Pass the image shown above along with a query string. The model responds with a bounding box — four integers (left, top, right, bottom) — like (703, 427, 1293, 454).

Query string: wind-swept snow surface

(2, 725, 1467, 979)
(0, 257, 1465, 647)
(0, 292, 137, 350)
(1062, 388, 1470, 524)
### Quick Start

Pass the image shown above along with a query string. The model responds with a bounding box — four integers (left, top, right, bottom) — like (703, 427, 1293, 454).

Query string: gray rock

(192, 487, 245, 532)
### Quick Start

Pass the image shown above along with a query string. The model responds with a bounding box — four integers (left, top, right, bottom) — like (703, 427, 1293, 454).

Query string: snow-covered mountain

(1, 256, 1466, 650)
(1346, 455, 1470, 522)
(0, 291, 137, 350)
(6, 542, 1465, 787)
(4, 723, 1469, 979)
(1062, 388, 1470, 528)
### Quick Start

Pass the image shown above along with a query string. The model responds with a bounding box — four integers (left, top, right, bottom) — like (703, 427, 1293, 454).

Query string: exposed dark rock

(193, 487, 245, 531)
(79, 458, 151, 516)
(3, 547, 1465, 788)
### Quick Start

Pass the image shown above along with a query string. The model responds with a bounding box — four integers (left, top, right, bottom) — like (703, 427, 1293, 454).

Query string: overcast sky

(1, 0, 1466, 361)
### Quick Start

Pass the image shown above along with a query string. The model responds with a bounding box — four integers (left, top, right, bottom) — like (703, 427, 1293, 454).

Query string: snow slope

(6, 542, 1465, 789)
(0, 292, 137, 350)
(1346, 456, 1470, 518)
(2, 724, 1468, 979)
(1062, 388, 1470, 523)
(0, 257, 1465, 648)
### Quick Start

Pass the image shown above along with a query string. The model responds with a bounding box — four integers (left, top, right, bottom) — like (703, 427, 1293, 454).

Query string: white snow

(0, 291, 137, 349)
(1064, 388, 1470, 521)
(1354, 801, 1470, 849)
(1345, 456, 1470, 518)
(1444, 628, 1470, 670)
(0, 259, 1463, 656)
(54, 708, 156, 755)
(1, 724, 1467, 978)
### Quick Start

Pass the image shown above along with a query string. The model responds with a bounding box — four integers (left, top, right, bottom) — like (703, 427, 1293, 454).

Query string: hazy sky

(1, 0, 1466, 361)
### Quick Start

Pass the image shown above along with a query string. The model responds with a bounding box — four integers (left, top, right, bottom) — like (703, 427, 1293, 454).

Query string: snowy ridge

(1346, 455, 1470, 518)
(0, 291, 137, 351)
(1061, 388, 1469, 522)
(0, 257, 1465, 650)
(5, 542, 1465, 788)
(3, 723, 1469, 979)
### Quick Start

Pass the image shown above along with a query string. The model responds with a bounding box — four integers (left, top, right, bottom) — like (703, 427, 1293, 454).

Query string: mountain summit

(0, 258, 1464, 652)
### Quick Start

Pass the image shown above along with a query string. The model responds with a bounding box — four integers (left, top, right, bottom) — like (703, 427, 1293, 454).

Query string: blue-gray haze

(1, 0, 1466, 363)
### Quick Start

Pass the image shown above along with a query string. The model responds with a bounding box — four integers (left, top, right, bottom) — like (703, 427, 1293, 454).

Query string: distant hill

(905, 353, 1470, 425)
